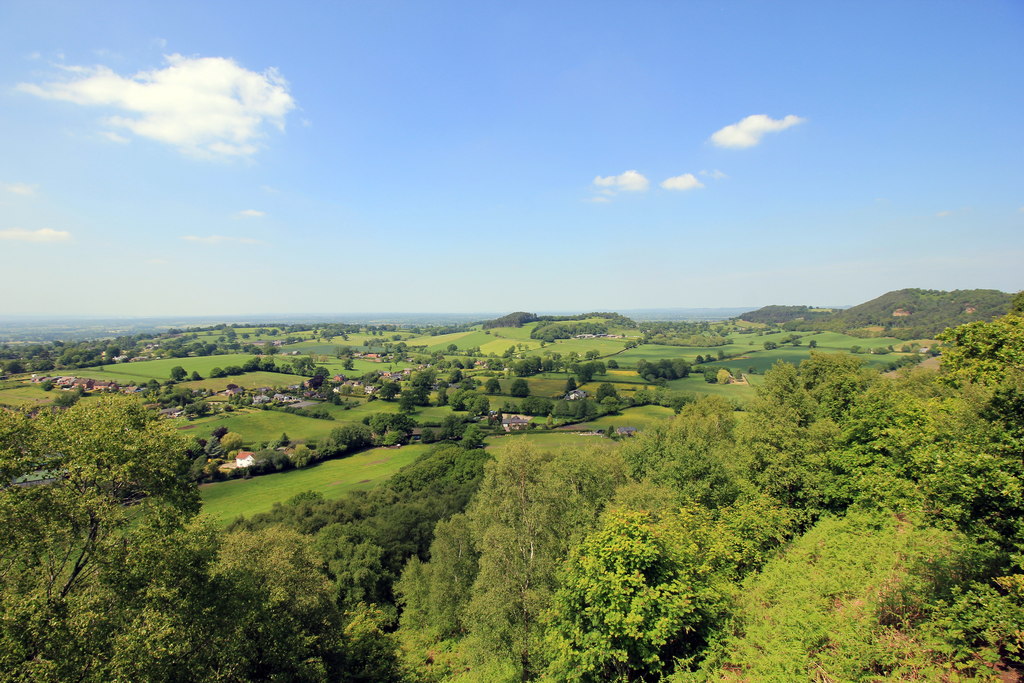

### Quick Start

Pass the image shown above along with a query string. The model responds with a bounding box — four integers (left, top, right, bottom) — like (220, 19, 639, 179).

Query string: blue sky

(1, 0, 1021, 316)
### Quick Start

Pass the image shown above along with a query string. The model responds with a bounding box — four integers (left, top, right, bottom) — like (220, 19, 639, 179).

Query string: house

(224, 387, 243, 396)
(235, 451, 255, 468)
(273, 393, 298, 403)
(616, 426, 638, 437)
(565, 389, 588, 400)
(252, 394, 271, 405)
(501, 416, 531, 432)
(159, 407, 184, 418)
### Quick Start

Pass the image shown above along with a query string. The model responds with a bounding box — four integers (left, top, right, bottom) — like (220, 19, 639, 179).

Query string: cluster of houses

(30, 375, 143, 395)
(573, 333, 625, 339)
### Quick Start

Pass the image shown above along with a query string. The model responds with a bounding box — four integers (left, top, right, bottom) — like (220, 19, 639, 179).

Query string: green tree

(485, 377, 502, 394)
(510, 378, 530, 398)
(220, 431, 244, 452)
(544, 509, 727, 682)
(169, 365, 187, 381)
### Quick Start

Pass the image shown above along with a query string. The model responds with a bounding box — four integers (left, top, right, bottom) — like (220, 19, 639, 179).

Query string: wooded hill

(740, 288, 1013, 338)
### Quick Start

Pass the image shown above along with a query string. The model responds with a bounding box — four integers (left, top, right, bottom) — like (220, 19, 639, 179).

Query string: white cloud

(699, 169, 727, 180)
(236, 209, 265, 218)
(0, 227, 71, 242)
(181, 234, 264, 245)
(100, 130, 129, 144)
(3, 183, 39, 196)
(19, 54, 296, 158)
(593, 170, 649, 193)
(584, 196, 611, 203)
(660, 173, 704, 191)
(710, 114, 805, 148)
(935, 210, 952, 218)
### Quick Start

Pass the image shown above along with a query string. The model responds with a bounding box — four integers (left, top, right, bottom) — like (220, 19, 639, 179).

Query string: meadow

(179, 371, 308, 392)
(199, 444, 430, 525)
(563, 404, 678, 432)
(482, 430, 621, 456)
(75, 354, 264, 382)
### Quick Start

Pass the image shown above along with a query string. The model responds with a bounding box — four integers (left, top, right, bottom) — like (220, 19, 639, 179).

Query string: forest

(1, 301, 1023, 681)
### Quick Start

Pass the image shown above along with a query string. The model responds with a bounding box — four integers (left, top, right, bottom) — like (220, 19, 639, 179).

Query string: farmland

(199, 444, 429, 525)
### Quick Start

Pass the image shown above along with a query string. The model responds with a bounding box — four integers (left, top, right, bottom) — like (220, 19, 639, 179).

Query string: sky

(1, 0, 1022, 316)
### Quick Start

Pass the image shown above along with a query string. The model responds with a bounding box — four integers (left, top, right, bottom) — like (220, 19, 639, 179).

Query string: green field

(179, 408, 343, 445)
(483, 430, 621, 456)
(563, 404, 678, 432)
(665, 375, 757, 402)
(525, 338, 628, 358)
(77, 354, 265, 382)
(0, 384, 60, 407)
(199, 444, 430, 525)
(180, 371, 308, 392)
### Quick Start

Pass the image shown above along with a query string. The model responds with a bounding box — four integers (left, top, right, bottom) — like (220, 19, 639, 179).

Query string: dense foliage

(3, 304, 1023, 681)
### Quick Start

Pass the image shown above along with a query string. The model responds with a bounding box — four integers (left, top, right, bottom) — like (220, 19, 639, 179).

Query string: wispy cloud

(100, 131, 129, 144)
(181, 234, 264, 245)
(0, 227, 71, 242)
(935, 210, 953, 218)
(236, 209, 265, 218)
(699, 169, 727, 180)
(710, 114, 805, 148)
(584, 196, 611, 203)
(19, 54, 296, 159)
(3, 183, 39, 196)
(660, 173, 704, 191)
(593, 170, 649, 193)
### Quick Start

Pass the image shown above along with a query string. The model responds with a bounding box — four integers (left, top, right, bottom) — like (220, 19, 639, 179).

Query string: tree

(564, 377, 577, 393)
(544, 509, 728, 682)
(510, 378, 530, 398)
(377, 382, 400, 400)
(190, 370, 202, 381)
(220, 431, 244, 452)
(461, 424, 486, 449)
(169, 365, 187, 381)
(485, 377, 502, 394)
(595, 382, 618, 401)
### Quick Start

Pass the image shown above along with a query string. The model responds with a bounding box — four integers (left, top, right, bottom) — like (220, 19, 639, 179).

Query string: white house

(235, 451, 256, 468)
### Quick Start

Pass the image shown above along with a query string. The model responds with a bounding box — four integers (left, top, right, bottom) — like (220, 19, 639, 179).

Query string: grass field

(0, 384, 60, 407)
(179, 371, 308, 392)
(666, 375, 757, 402)
(564, 404, 678, 432)
(199, 444, 430, 525)
(179, 408, 344, 445)
(483, 430, 621, 456)
(525, 338, 627, 359)
(76, 354, 264, 382)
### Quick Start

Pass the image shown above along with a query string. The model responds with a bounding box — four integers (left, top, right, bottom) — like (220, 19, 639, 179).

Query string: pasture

(564, 404, 678, 432)
(0, 384, 59, 407)
(180, 371, 308, 392)
(483, 430, 620, 457)
(179, 408, 343, 446)
(199, 444, 430, 525)
(77, 354, 263, 382)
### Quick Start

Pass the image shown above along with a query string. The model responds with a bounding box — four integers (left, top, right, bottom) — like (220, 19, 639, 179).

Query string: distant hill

(738, 305, 837, 324)
(827, 288, 1011, 337)
(740, 289, 1013, 339)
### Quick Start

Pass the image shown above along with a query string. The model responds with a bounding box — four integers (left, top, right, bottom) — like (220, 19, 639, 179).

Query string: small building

(235, 452, 255, 468)
(502, 416, 531, 432)
(565, 389, 588, 401)
(252, 394, 271, 405)
(616, 426, 638, 437)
